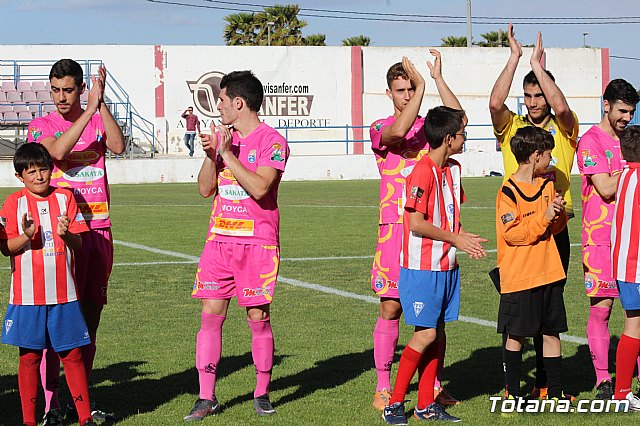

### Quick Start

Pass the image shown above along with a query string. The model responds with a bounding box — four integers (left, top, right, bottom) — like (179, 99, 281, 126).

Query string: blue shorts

(617, 281, 640, 311)
(398, 267, 460, 328)
(1, 302, 90, 352)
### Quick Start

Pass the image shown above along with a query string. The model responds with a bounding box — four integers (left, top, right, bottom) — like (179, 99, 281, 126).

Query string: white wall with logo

(1, 44, 607, 180)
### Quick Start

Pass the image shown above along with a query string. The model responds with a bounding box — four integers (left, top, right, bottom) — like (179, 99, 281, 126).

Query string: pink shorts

(371, 223, 401, 299)
(74, 228, 114, 305)
(583, 245, 618, 298)
(192, 241, 279, 307)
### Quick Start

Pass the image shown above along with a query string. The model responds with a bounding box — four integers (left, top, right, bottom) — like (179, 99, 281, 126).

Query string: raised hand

(530, 31, 544, 67)
(200, 123, 218, 158)
(87, 67, 105, 113)
(401, 56, 425, 89)
(426, 49, 442, 80)
(508, 22, 522, 59)
(216, 125, 233, 156)
(21, 212, 35, 238)
(56, 214, 70, 237)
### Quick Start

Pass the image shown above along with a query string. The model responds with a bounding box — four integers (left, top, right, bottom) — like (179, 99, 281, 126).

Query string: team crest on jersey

(582, 149, 597, 168)
(95, 128, 103, 143)
(548, 125, 556, 135)
(410, 186, 424, 199)
(501, 212, 515, 224)
(374, 275, 384, 290)
(30, 127, 42, 141)
(271, 143, 284, 162)
(413, 301, 424, 317)
(248, 149, 256, 163)
(4, 319, 12, 334)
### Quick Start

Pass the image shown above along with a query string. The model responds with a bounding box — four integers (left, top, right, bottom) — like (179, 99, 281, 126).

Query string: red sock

(390, 346, 422, 404)
(615, 334, 640, 399)
(18, 349, 42, 426)
(59, 348, 92, 424)
(417, 343, 438, 409)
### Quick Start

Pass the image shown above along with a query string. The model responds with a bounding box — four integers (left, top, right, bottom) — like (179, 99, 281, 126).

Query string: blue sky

(1, 0, 639, 85)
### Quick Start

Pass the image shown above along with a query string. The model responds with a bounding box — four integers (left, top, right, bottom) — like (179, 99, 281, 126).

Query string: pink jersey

(0, 187, 88, 305)
(577, 125, 625, 247)
(611, 163, 640, 283)
(27, 112, 111, 229)
(207, 123, 288, 246)
(370, 116, 429, 224)
(401, 156, 465, 271)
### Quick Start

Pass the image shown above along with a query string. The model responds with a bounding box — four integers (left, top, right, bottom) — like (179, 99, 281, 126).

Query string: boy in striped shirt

(611, 125, 640, 410)
(0, 143, 94, 426)
(382, 106, 487, 424)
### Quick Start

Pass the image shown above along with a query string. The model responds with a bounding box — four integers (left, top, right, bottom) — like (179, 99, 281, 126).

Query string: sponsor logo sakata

(219, 185, 250, 200)
(63, 166, 105, 182)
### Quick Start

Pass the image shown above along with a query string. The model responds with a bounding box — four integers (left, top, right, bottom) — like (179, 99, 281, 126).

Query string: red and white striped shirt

(401, 156, 465, 271)
(612, 163, 640, 283)
(0, 187, 88, 305)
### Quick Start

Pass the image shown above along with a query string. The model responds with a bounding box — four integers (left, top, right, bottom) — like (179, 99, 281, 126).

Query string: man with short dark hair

(577, 78, 640, 399)
(489, 24, 578, 400)
(185, 70, 288, 420)
(181, 106, 200, 157)
(27, 58, 125, 424)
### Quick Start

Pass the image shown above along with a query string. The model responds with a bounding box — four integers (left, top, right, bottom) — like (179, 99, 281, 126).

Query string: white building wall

(1, 44, 606, 179)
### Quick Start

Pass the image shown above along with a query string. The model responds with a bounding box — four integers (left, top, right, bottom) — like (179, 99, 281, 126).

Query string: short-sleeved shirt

(400, 155, 464, 271)
(370, 116, 429, 225)
(27, 112, 111, 229)
(578, 125, 625, 247)
(611, 163, 640, 283)
(0, 187, 89, 305)
(207, 123, 288, 246)
(495, 112, 578, 217)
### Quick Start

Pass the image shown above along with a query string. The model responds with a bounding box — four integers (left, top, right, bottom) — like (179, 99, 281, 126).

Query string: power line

(147, 0, 640, 25)
(611, 55, 640, 61)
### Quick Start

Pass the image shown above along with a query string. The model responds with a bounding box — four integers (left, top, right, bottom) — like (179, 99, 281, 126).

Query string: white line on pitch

(112, 240, 588, 346)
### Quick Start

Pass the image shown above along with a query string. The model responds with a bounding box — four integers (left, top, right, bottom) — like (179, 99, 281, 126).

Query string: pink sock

(248, 317, 274, 398)
(40, 348, 61, 412)
(434, 333, 446, 389)
(196, 312, 225, 400)
(587, 305, 612, 385)
(373, 318, 399, 391)
(81, 340, 96, 382)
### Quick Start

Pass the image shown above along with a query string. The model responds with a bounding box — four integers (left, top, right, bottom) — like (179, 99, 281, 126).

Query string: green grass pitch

(0, 176, 635, 424)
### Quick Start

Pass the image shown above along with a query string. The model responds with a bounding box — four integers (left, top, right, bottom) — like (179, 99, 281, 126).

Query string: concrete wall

(1, 44, 607, 178)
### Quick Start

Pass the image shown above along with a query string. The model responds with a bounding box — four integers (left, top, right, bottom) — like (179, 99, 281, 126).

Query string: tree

(303, 33, 326, 46)
(440, 35, 467, 47)
(475, 29, 508, 47)
(223, 4, 312, 46)
(342, 35, 371, 46)
(223, 12, 258, 46)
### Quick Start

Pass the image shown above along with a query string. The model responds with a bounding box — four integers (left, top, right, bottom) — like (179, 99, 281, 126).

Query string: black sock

(504, 349, 523, 397)
(543, 356, 563, 398)
(534, 335, 547, 388)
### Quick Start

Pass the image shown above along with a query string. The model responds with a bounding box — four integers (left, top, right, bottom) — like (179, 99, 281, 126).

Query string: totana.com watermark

(489, 396, 630, 413)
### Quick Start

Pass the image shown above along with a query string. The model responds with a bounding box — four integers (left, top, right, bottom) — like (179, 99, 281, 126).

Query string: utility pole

(466, 0, 472, 47)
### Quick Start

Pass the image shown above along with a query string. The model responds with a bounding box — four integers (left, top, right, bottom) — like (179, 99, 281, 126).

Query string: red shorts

(192, 241, 279, 307)
(74, 228, 114, 305)
(371, 223, 401, 299)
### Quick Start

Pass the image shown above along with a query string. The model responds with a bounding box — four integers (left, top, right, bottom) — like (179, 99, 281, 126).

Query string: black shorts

(497, 281, 568, 337)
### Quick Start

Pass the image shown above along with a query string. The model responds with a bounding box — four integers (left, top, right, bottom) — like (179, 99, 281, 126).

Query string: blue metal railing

(131, 111, 155, 158)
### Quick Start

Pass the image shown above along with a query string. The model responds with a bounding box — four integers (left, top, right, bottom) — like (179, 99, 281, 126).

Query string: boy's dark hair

(523, 69, 555, 88)
(49, 59, 84, 87)
(14, 143, 54, 175)
(423, 106, 466, 149)
(603, 79, 639, 107)
(220, 71, 263, 112)
(510, 126, 555, 163)
(620, 125, 640, 163)
(386, 62, 409, 89)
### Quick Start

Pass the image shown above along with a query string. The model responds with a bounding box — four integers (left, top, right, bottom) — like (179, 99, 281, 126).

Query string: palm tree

(256, 4, 307, 46)
(474, 30, 509, 47)
(223, 12, 257, 46)
(440, 35, 467, 47)
(342, 35, 371, 46)
(303, 33, 326, 46)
